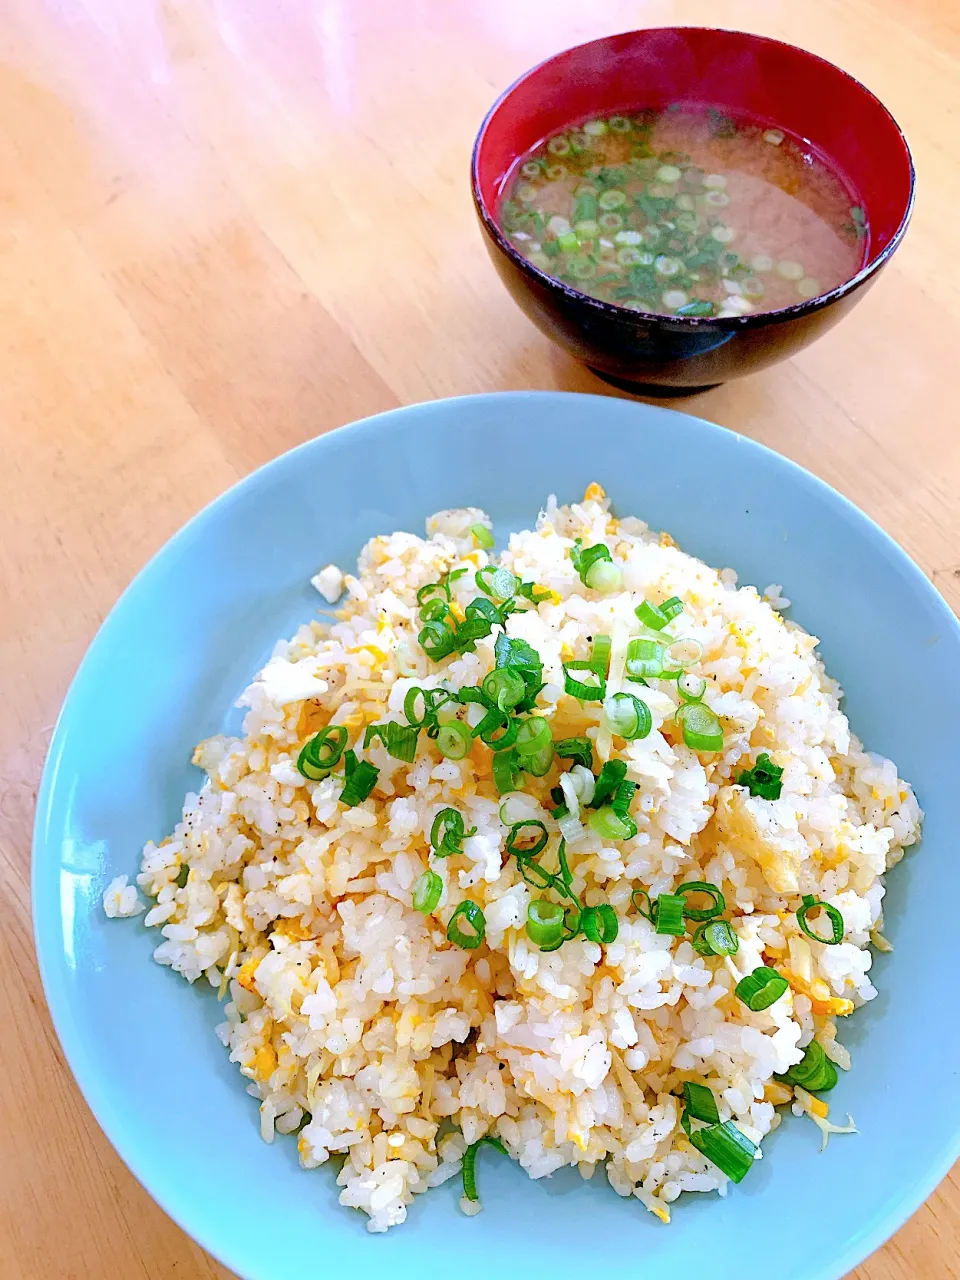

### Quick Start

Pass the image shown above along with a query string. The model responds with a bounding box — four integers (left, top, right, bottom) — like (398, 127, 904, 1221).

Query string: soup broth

(499, 106, 867, 318)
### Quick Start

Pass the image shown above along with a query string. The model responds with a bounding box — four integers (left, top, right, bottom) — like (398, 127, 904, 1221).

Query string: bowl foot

(588, 367, 721, 397)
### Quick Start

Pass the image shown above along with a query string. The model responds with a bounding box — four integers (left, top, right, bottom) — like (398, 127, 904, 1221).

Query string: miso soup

(499, 106, 867, 318)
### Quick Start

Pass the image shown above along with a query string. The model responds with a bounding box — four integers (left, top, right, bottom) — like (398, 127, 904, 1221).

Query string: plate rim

(32, 389, 960, 1280)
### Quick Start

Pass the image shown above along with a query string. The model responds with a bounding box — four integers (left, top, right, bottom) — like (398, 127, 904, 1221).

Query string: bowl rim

(470, 26, 916, 331)
(32, 391, 960, 1280)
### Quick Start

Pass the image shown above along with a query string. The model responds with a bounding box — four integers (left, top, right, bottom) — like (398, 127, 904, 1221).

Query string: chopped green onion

(549, 903, 584, 950)
(455, 616, 495, 650)
(676, 881, 725, 921)
(437, 721, 472, 760)
(493, 631, 540, 669)
(553, 799, 579, 836)
(175, 863, 189, 888)
(419, 596, 452, 623)
(585, 560, 623, 594)
(580, 903, 619, 943)
(689, 1120, 756, 1183)
(611, 778, 636, 817)
(570, 540, 612, 587)
(523, 743, 554, 776)
(339, 751, 379, 807)
(683, 1081, 720, 1125)
(431, 807, 475, 858)
(526, 898, 565, 948)
(469, 523, 494, 550)
(492, 748, 522, 795)
(690, 924, 712, 956)
(678, 702, 724, 752)
(654, 893, 686, 936)
(514, 717, 551, 758)
(588, 806, 637, 841)
(735, 965, 789, 1011)
(457, 687, 490, 713)
(465, 597, 506, 628)
(678, 672, 707, 702)
(505, 820, 549, 858)
(413, 870, 442, 913)
(516, 580, 554, 606)
(662, 637, 703, 674)
(417, 581, 450, 606)
(482, 668, 526, 713)
(737, 752, 785, 800)
(775, 1039, 839, 1093)
(676, 300, 715, 317)
(427, 690, 460, 730)
(418, 619, 459, 661)
(447, 900, 486, 950)
(403, 686, 456, 731)
(625, 636, 665, 680)
(563, 661, 606, 702)
(797, 895, 845, 945)
(635, 597, 683, 630)
(567, 764, 596, 806)
(363, 721, 420, 763)
(553, 737, 594, 769)
(456, 616, 496, 649)
(557, 837, 573, 886)
(574, 191, 599, 223)
(603, 692, 652, 740)
(474, 709, 519, 750)
(591, 759, 627, 808)
(297, 725, 348, 780)
(692, 919, 739, 957)
(461, 1134, 507, 1205)
(493, 633, 544, 707)
(591, 634, 612, 673)
(516, 858, 556, 891)
(448, 567, 469, 583)
(631, 888, 653, 919)
(476, 566, 519, 601)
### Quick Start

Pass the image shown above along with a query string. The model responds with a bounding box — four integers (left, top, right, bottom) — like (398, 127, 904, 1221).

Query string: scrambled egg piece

(470, 738, 492, 779)
(764, 1081, 794, 1106)
(297, 701, 330, 739)
(714, 785, 804, 894)
(349, 643, 389, 664)
(253, 1042, 278, 1081)
(806, 1093, 829, 1119)
(781, 969, 855, 1017)
(567, 1126, 589, 1152)
(236, 957, 261, 994)
(273, 919, 314, 942)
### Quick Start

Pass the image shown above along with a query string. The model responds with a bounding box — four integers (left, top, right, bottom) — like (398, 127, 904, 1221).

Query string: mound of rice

(105, 485, 921, 1231)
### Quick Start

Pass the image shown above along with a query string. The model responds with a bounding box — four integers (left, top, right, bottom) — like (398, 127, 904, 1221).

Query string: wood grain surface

(1, 1, 957, 1276)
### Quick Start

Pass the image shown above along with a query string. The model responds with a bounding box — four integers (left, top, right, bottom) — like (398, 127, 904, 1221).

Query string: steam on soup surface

(499, 106, 868, 318)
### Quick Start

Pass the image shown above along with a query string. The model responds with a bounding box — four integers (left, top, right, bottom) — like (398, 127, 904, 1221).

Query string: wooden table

(1, 1, 957, 1275)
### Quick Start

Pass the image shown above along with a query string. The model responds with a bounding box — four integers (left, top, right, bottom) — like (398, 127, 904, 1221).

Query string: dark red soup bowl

(471, 27, 914, 393)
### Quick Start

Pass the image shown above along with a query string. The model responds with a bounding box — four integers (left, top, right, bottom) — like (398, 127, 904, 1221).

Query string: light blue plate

(34, 392, 960, 1280)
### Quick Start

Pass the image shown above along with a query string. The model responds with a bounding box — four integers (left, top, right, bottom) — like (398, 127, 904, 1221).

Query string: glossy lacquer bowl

(35, 393, 960, 1280)
(472, 29, 915, 392)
